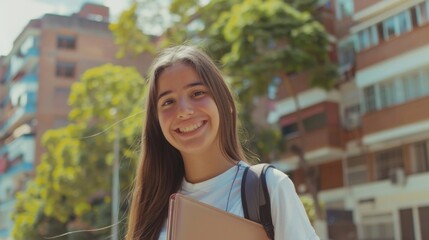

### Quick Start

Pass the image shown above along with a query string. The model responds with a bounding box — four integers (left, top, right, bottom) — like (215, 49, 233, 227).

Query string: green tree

(209, 0, 337, 221)
(109, 2, 157, 58)
(12, 64, 146, 239)
(112, 0, 337, 222)
(168, 0, 336, 220)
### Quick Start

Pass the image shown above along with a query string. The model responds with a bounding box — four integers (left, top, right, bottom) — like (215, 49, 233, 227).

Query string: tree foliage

(165, 0, 337, 162)
(109, 2, 156, 58)
(214, 0, 336, 98)
(98, 2, 338, 225)
(12, 64, 146, 239)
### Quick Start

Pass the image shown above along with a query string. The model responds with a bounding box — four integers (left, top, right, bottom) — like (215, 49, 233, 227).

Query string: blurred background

(1, 0, 429, 239)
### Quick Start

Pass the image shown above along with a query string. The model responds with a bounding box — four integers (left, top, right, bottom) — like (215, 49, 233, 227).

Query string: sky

(0, 0, 131, 56)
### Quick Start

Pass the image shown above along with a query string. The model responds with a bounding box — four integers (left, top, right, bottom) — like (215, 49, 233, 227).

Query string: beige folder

(167, 193, 270, 240)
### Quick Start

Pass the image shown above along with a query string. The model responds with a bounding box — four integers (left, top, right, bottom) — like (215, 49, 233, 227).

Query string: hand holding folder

(167, 193, 270, 240)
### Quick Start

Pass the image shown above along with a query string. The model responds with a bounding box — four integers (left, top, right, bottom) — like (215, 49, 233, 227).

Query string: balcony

(274, 102, 344, 167)
(362, 95, 429, 144)
(286, 126, 342, 152)
(356, 23, 429, 71)
(5, 135, 35, 163)
(7, 45, 39, 83)
(0, 161, 33, 207)
(354, 0, 402, 20)
(0, 161, 33, 180)
(0, 90, 36, 138)
(319, 171, 429, 211)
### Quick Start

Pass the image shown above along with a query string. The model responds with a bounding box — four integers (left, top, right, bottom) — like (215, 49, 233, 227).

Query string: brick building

(0, 4, 151, 238)
(268, 0, 429, 239)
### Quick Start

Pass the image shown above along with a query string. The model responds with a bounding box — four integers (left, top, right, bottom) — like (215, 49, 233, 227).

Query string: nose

(177, 97, 194, 119)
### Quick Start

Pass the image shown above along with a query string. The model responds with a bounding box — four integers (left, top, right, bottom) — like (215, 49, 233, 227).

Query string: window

(363, 67, 429, 113)
(356, 26, 379, 52)
(379, 80, 397, 108)
(383, 16, 397, 40)
(364, 85, 377, 112)
(421, 68, 429, 96)
(375, 147, 404, 180)
(382, 10, 412, 41)
(356, 26, 378, 52)
(338, 38, 355, 67)
(403, 72, 422, 101)
(419, 206, 429, 239)
(397, 11, 412, 34)
(399, 208, 415, 240)
(336, 0, 354, 19)
(412, 141, 429, 173)
(303, 113, 326, 132)
(346, 155, 368, 185)
(56, 61, 76, 78)
(415, 0, 429, 25)
(57, 35, 76, 49)
(362, 213, 395, 240)
(281, 123, 299, 138)
(344, 104, 360, 128)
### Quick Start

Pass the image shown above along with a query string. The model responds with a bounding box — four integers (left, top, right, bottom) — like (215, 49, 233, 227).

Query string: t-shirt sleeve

(266, 168, 320, 240)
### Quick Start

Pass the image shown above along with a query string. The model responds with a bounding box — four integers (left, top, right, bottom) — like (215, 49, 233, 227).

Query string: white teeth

(179, 122, 203, 133)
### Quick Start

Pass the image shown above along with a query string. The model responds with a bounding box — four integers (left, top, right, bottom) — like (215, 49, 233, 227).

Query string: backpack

(241, 163, 275, 240)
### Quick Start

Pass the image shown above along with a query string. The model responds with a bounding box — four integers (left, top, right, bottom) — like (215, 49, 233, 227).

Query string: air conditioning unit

(389, 168, 406, 186)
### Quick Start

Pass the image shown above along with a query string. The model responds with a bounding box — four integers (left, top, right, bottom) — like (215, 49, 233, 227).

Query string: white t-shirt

(158, 161, 320, 240)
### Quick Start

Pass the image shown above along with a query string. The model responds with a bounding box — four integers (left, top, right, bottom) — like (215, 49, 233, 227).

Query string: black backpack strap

(241, 163, 275, 239)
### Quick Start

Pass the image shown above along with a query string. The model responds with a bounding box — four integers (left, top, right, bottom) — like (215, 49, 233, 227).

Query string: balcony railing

(0, 161, 33, 204)
(362, 95, 429, 136)
(356, 23, 429, 70)
(7, 46, 39, 83)
(0, 161, 33, 180)
(282, 126, 343, 157)
(0, 72, 38, 138)
(6, 135, 35, 163)
(0, 94, 36, 138)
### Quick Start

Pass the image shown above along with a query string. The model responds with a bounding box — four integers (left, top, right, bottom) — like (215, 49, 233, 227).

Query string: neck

(181, 147, 237, 183)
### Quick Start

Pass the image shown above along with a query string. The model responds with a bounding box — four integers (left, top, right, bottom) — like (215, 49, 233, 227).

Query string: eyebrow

(157, 82, 205, 101)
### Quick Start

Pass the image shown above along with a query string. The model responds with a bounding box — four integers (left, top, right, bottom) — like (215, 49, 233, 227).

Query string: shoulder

(244, 164, 298, 198)
(265, 166, 295, 192)
(265, 166, 320, 239)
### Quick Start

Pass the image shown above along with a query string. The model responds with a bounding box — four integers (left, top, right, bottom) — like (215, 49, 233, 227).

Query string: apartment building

(0, 4, 151, 238)
(268, 0, 429, 239)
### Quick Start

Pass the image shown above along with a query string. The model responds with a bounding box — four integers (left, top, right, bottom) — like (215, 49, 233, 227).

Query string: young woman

(126, 45, 319, 240)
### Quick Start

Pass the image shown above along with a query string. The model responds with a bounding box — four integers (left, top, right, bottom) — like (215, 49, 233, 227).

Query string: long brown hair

(126, 45, 246, 239)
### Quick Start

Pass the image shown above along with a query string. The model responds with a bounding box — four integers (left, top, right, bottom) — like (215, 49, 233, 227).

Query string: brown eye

(161, 99, 175, 106)
(192, 91, 206, 97)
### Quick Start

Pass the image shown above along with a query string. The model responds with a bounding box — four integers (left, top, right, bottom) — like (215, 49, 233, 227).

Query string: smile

(176, 121, 206, 133)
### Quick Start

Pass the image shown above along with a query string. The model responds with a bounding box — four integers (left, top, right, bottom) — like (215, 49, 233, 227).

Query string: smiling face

(156, 63, 221, 156)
